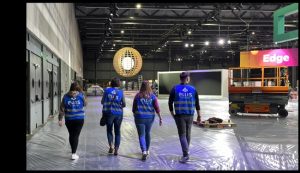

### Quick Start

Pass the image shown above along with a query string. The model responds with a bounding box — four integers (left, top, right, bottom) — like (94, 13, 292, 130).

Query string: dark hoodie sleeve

(121, 91, 126, 108)
(195, 90, 200, 110)
(168, 87, 175, 112)
(132, 94, 138, 113)
(101, 90, 106, 105)
(59, 95, 65, 121)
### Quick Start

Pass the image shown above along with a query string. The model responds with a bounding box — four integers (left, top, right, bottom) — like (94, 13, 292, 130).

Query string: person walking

(58, 81, 87, 160)
(168, 72, 201, 163)
(101, 77, 126, 155)
(132, 80, 162, 161)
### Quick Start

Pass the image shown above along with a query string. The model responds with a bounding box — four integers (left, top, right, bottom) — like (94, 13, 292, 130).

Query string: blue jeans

(105, 114, 123, 148)
(134, 117, 155, 152)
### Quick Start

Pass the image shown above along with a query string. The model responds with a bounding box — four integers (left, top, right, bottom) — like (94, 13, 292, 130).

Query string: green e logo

(273, 3, 298, 43)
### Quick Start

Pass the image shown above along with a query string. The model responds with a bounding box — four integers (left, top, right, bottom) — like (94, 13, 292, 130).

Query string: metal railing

(228, 66, 289, 87)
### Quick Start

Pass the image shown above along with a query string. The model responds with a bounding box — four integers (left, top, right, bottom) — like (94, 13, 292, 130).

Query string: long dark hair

(69, 81, 82, 92)
(138, 80, 152, 98)
(111, 77, 121, 88)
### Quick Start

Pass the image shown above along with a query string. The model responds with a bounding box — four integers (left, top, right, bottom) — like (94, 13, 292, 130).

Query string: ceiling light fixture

(108, 16, 113, 22)
(184, 43, 189, 48)
(121, 30, 124, 34)
(205, 41, 209, 46)
(190, 44, 194, 47)
(136, 3, 141, 9)
(227, 40, 231, 44)
(218, 39, 224, 45)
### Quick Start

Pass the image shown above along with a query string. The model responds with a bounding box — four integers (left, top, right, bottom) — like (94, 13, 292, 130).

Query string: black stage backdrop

(158, 71, 222, 95)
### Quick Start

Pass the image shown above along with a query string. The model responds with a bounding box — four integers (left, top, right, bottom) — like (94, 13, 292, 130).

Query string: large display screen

(158, 71, 222, 95)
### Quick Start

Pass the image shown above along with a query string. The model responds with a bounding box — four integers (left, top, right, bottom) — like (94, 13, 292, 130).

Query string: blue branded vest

(135, 93, 156, 119)
(102, 87, 123, 116)
(63, 92, 85, 120)
(174, 84, 196, 116)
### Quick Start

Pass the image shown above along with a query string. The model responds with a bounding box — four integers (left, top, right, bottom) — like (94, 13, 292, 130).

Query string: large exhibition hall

(26, 3, 298, 170)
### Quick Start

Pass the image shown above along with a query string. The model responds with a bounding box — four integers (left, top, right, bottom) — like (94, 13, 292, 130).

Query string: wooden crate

(193, 120, 237, 128)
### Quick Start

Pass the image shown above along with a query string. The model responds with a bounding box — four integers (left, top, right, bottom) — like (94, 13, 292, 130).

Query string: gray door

(26, 51, 30, 134)
(42, 61, 51, 123)
(53, 66, 59, 115)
(29, 52, 43, 133)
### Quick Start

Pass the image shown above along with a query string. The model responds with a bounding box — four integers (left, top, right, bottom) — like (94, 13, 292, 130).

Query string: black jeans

(65, 119, 84, 154)
(106, 115, 123, 148)
(174, 115, 193, 157)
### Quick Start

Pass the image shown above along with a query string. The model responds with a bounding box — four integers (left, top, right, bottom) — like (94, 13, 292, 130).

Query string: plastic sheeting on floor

(26, 96, 298, 170)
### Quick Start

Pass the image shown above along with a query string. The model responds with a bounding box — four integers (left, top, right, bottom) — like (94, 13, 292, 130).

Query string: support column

(291, 66, 296, 88)
(95, 53, 97, 84)
(168, 46, 171, 71)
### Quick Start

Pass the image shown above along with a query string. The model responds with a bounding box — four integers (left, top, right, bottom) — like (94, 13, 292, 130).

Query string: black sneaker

(179, 156, 189, 163)
(141, 151, 148, 161)
(142, 154, 147, 161)
(108, 148, 114, 154)
(114, 149, 118, 156)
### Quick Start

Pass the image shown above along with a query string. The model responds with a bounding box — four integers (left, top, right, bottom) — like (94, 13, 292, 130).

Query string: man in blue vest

(168, 72, 201, 163)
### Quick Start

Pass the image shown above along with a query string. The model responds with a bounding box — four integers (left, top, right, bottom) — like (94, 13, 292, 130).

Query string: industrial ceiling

(75, 3, 298, 60)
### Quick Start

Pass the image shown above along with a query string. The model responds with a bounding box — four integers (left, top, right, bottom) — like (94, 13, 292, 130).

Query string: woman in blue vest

(58, 81, 87, 160)
(132, 80, 162, 161)
(168, 72, 201, 163)
(101, 77, 126, 155)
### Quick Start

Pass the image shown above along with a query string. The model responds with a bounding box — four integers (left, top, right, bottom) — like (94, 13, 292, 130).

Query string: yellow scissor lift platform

(228, 66, 289, 117)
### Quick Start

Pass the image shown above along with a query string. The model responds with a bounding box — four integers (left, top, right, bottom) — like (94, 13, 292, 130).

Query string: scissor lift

(228, 66, 289, 117)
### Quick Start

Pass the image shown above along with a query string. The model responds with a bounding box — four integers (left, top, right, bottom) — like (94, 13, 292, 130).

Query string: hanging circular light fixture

(113, 47, 143, 77)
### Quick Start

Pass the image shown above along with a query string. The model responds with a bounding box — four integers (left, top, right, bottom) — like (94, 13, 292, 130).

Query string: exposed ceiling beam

(76, 5, 276, 12)
(76, 16, 290, 23)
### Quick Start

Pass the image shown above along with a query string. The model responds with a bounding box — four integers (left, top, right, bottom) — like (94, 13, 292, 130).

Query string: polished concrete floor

(26, 96, 298, 170)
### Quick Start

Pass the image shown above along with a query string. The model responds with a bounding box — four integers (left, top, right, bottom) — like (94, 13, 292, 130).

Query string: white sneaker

(146, 150, 150, 155)
(71, 153, 79, 160)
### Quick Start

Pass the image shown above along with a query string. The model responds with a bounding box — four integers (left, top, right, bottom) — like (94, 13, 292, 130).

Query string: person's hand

(197, 116, 201, 124)
(58, 120, 64, 127)
(159, 118, 162, 126)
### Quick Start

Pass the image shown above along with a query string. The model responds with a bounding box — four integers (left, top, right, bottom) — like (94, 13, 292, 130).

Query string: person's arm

(121, 91, 126, 108)
(194, 90, 201, 122)
(153, 96, 160, 114)
(168, 87, 175, 117)
(101, 90, 106, 105)
(83, 93, 87, 107)
(153, 96, 162, 126)
(58, 96, 65, 126)
(132, 94, 138, 114)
